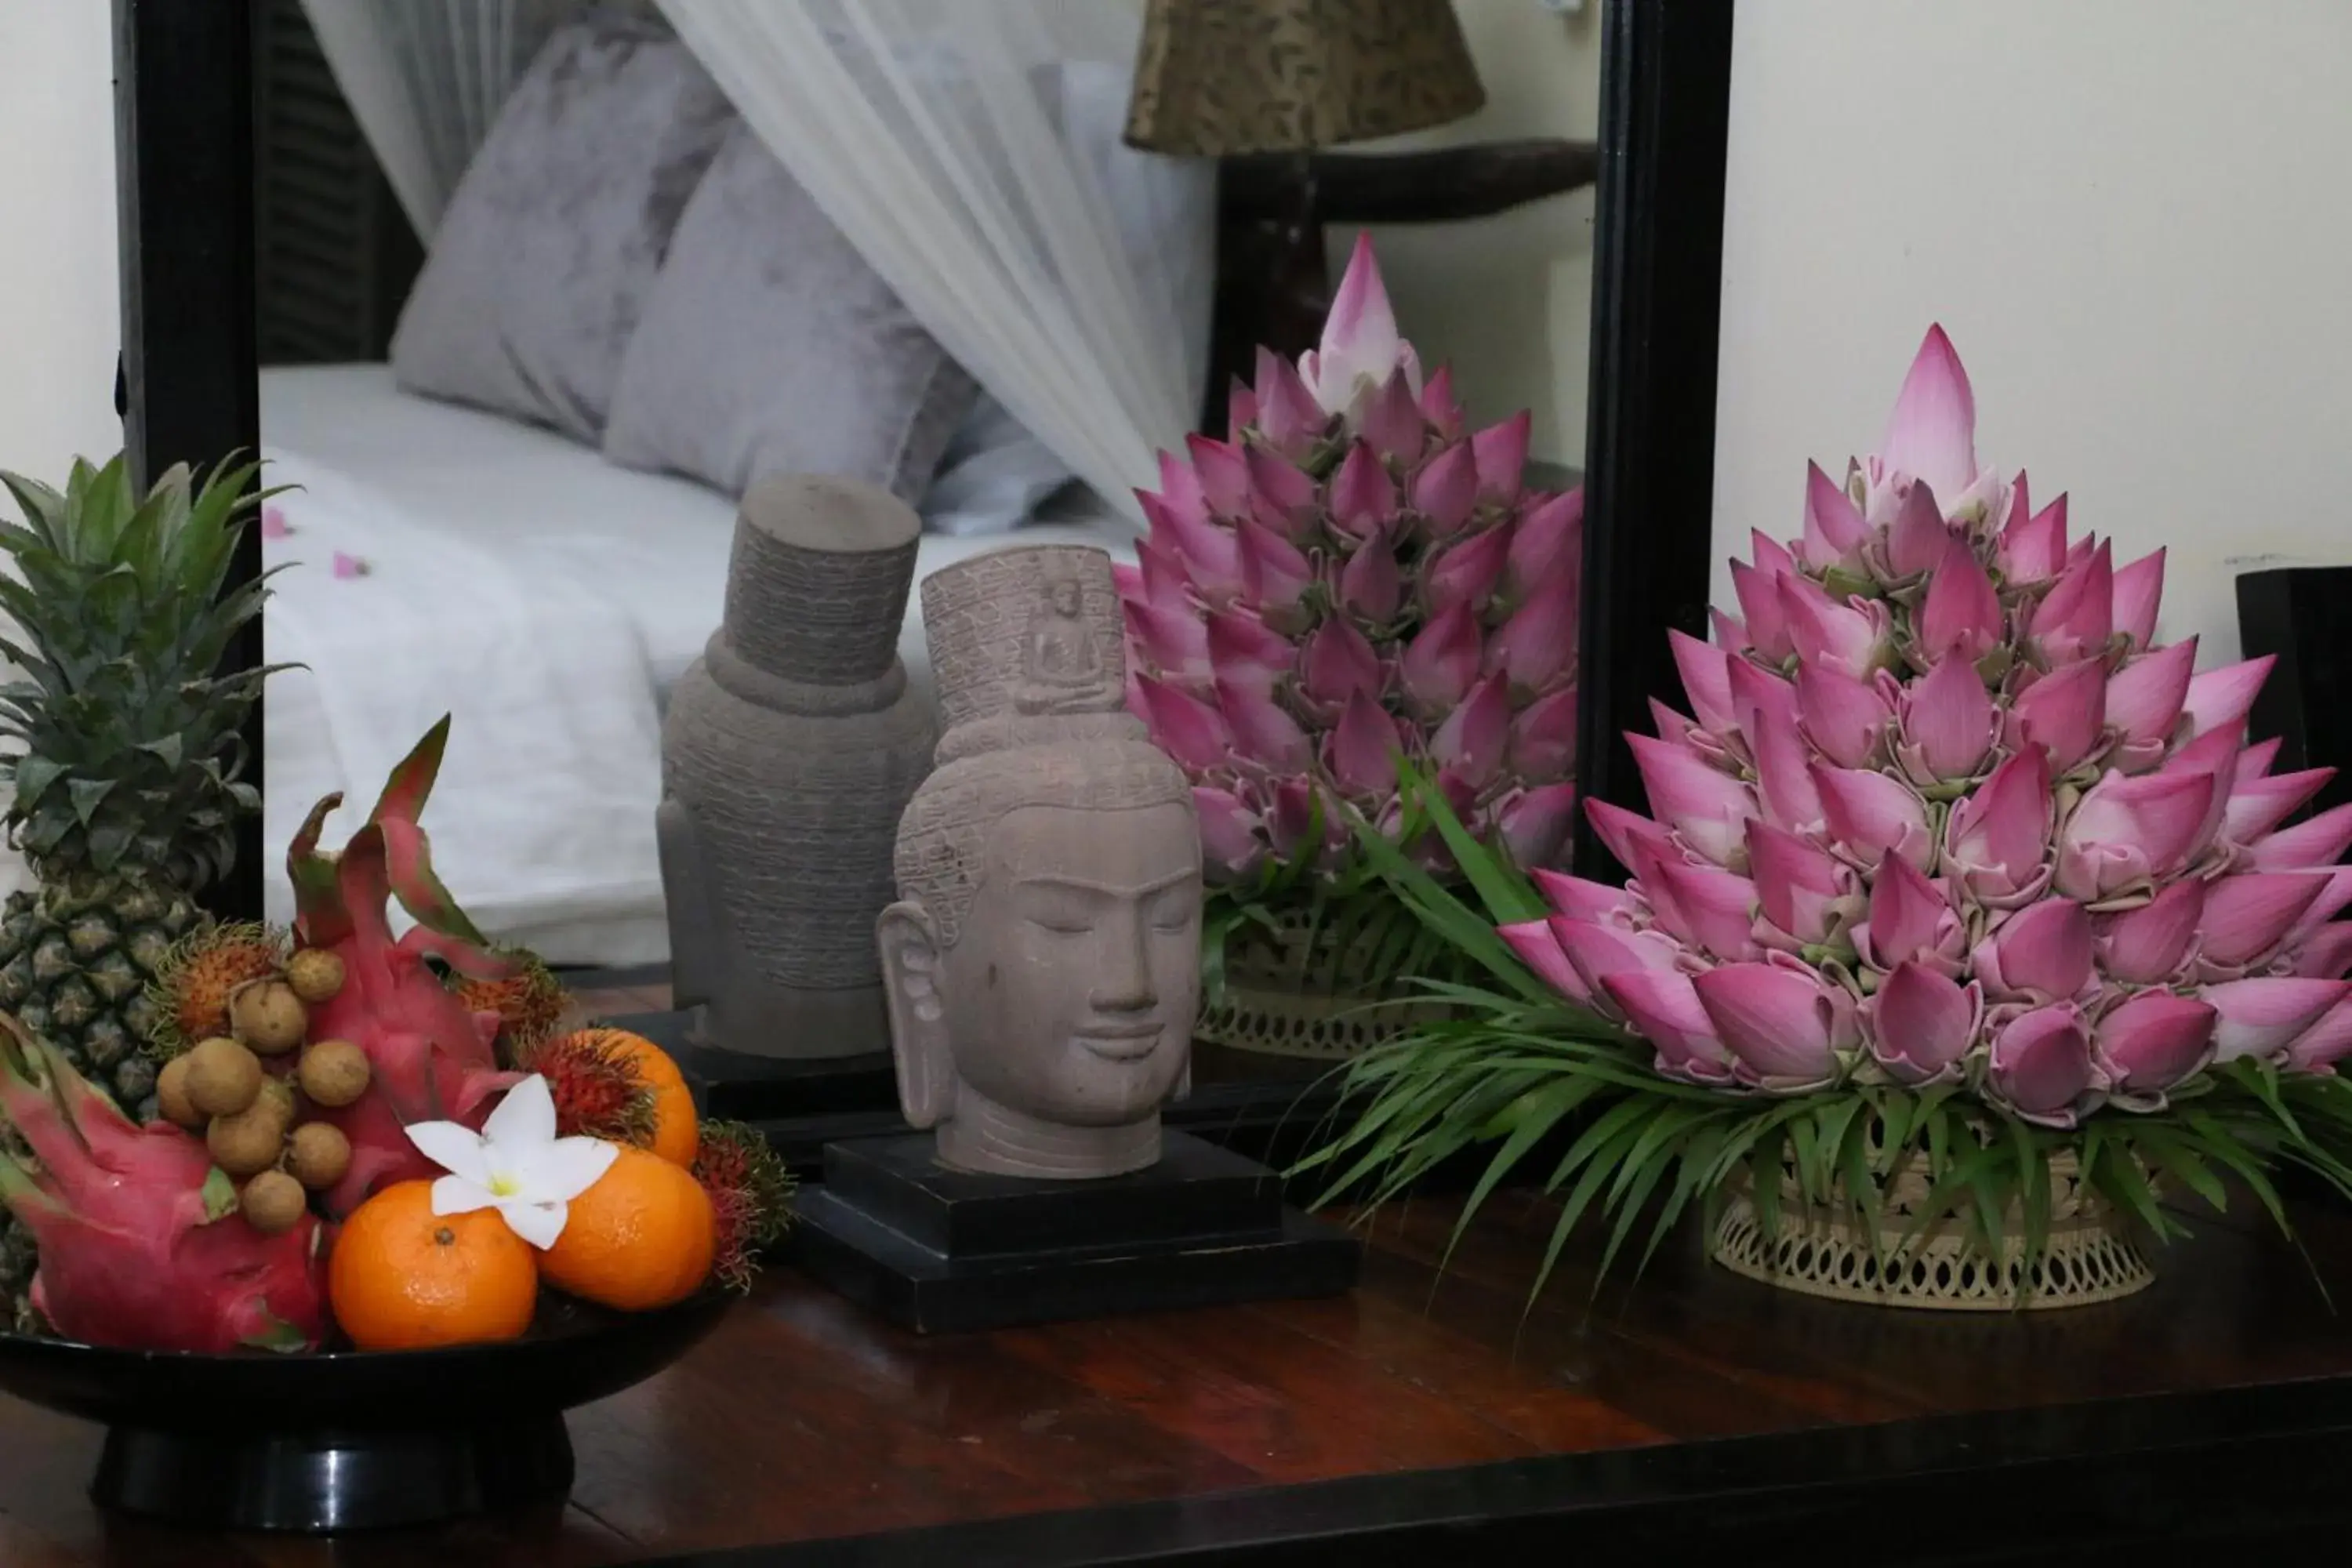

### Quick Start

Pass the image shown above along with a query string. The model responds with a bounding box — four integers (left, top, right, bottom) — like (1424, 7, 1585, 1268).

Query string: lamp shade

(1125, 0, 1486, 158)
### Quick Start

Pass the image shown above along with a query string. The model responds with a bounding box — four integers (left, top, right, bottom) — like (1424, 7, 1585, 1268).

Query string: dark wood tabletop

(7, 1176, 2352, 1566)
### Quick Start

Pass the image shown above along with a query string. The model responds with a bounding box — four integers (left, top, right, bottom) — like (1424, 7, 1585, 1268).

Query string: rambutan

(449, 946, 568, 1058)
(145, 922, 288, 1055)
(692, 1121, 792, 1292)
(517, 1029, 654, 1145)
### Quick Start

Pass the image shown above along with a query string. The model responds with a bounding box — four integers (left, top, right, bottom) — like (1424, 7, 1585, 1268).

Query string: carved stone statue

(879, 546, 1202, 1178)
(660, 476, 935, 1058)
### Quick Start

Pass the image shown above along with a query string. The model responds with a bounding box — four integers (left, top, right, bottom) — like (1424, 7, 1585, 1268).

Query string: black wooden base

(610, 1010, 899, 1123)
(795, 1132, 1360, 1334)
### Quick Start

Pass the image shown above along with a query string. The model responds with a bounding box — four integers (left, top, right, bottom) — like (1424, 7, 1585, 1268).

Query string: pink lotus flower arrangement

(1120, 234, 1582, 900)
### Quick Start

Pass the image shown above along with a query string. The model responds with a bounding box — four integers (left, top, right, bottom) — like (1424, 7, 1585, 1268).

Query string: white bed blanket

(260, 451, 668, 957)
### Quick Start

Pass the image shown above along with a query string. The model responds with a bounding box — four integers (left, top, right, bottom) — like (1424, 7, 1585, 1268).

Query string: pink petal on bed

(332, 551, 368, 579)
(261, 506, 292, 539)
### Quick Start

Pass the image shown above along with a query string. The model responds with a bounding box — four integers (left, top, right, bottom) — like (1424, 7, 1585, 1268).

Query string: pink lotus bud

(1357, 368, 1426, 465)
(2247, 800, 2352, 872)
(2203, 976, 2352, 1064)
(1642, 856, 1760, 963)
(1430, 673, 1512, 789)
(2225, 765, 2332, 846)
(1422, 524, 1512, 618)
(1302, 233, 1421, 417)
(1944, 746, 2055, 906)
(1585, 797, 1676, 875)
(1233, 517, 1314, 631)
(1779, 574, 1892, 682)
(1877, 324, 1979, 503)
(1184, 433, 1252, 519)
(1800, 459, 1869, 573)
(1205, 610, 1292, 699)
(2286, 996, 2352, 1074)
(1856, 853, 1963, 973)
(1531, 869, 1635, 925)
(1795, 661, 1892, 770)
(2053, 766, 2212, 902)
(2199, 873, 2328, 971)
(1293, 617, 1384, 723)
(1399, 602, 1482, 717)
(1986, 1004, 2100, 1127)
(2287, 867, 2352, 942)
(1880, 479, 1951, 581)
(1329, 441, 1397, 539)
(2238, 735, 2284, 783)
(2104, 637, 2197, 765)
(1813, 762, 1936, 873)
(1730, 659, 1823, 834)
(1266, 778, 1336, 860)
(1628, 733, 1759, 869)
(1998, 489, 2069, 586)
(1732, 560, 1793, 664)
(1225, 376, 1258, 441)
(1149, 448, 1210, 531)
(1896, 654, 1997, 782)
(1504, 488, 1582, 601)
(1324, 689, 1404, 797)
(1488, 578, 1577, 698)
(2160, 721, 2241, 865)
(1215, 677, 1313, 775)
(1471, 411, 1532, 503)
(1134, 674, 1231, 773)
(2096, 992, 2216, 1099)
(1251, 346, 1329, 458)
(2296, 922, 2352, 981)
(1726, 650, 1795, 737)
(1970, 898, 2093, 1004)
(1917, 533, 2003, 662)
(1710, 608, 1748, 650)
(1418, 364, 1464, 437)
(1669, 629, 1737, 735)
(1600, 967, 1737, 1086)
(2111, 547, 2165, 650)
(1193, 786, 1265, 881)
(1124, 596, 1212, 688)
(1245, 447, 1319, 539)
(1498, 783, 1578, 869)
(1499, 920, 1588, 1004)
(1408, 440, 1479, 536)
(1511, 687, 1578, 782)
(1748, 820, 1857, 947)
(1333, 523, 1404, 622)
(2092, 877, 2205, 985)
(1141, 486, 1244, 607)
(1867, 961, 1981, 1085)
(1134, 536, 1189, 605)
(1656, 702, 1700, 750)
(2181, 655, 2275, 742)
(2007, 658, 2108, 775)
(2028, 542, 2114, 666)
(1692, 962, 1852, 1092)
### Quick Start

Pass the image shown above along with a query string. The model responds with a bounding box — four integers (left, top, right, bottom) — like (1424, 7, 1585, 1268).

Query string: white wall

(0, 5, 122, 478)
(1714, 0, 2352, 668)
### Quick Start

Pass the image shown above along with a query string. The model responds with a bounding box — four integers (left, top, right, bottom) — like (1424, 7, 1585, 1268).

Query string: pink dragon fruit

(285, 718, 520, 1215)
(1513, 325, 2352, 1127)
(0, 1015, 327, 1351)
(1120, 233, 1582, 887)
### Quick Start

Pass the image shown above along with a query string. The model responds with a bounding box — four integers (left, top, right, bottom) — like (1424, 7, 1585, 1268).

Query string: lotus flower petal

(1917, 533, 2003, 662)
(1334, 522, 1405, 622)
(1424, 524, 1512, 617)
(1225, 377, 1257, 441)
(1898, 654, 1998, 782)
(1511, 686, 1578, 782)
(2204, 976, 2352, 1064)
(1252, 346, 1329, 456)
(2224, 766, 2333, 846)
(2287, 867, 2352, 939)
(1358, 368, 1426, 464)
(1233, 517, 1315, 630)
(1944, 746, 2055, 904)
(1748, 819, 1855, 946)
(1499, 783, 1578, 869)
(2246, 800, 2352, 871)
(1124, 597, 1212, 687)
(1488, 579, 1577, 697)
(1297, 617, 1384, 717)
(1505, 488, 1582, 600)
(2092, 877, 2205, 985)
(1472, 410, 1532, 503)
(1630, 734, 1758, 869)
(1986, 1004, 2100, 1127)
(2294, 922, 2352, 981)
(1780, 573, 1890, 681)
(2104, 637, 2197, 758)
(2285, 996, 2352, 1073)
(1601, 967, 1737, 1086)
(2111, 547, 2165, 649)
(1998, 488, 2069, 586)
(1711, 608, 1747, 649)
(1325, 689, 1404, 797)
(1970, 898, 2092, 1004)
(1882, 479, 1951, 581)
(1727, 659, 1822, 834)
(1330, 440, 1397, 539)
(2200, 873, 2328, 969)
(1266, 778, 1331, 860)
(1408, 439, 1479, 535)
(1193, 786, 1264, 880)
(2237, 735, 2285, 784)
(1878, 324, 1977, 501)
(1693, 963, 1849, 1091)
(1645, 857, 1762, 962)
(1732, 560, 1793, 664)
(1215, 677, 1313, 775)
(2096, 991, 2216, 1098)
(1869, 962, 1981, 1085)
(1813, 762, 1936, 872)
(2155, 722, 2241, 863)
(1668, 630, 1736, 735)
(1800, 459, 1869, 572)
(2028, 542, 2114, 666)
(1149, 448, 1210, 532)
(1795, 661, 1893, 769)
(1585, 797, 1677, 874)
(1857, 853, 1961, 972)
(2182, 655, 2275, 741)
(2054, 766, 2212, 902)
(1184, 434, 1252, 519)
(1531, 869, 1635, 925)
(1205, 610, 1290, 696)
(1141, 486, 1243, 607)
(1499, 920, 1588, 1004)
(1429, 673, 1512, 789)
(2007, 658, 2108, 775)
(1399, 601, 1483, 716)
(1245, 447, 1319, 537)
(1134, 675, 1231, 773)
(1418, 363, 1464, 435)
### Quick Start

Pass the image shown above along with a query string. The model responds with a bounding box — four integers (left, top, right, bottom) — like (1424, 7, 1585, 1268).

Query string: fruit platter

(0, 459, 789, 1531)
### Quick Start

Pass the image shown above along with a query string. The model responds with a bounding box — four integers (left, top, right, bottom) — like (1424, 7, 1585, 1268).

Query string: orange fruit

(540, 1146, 716, 1311)
(328, 1180, 537, 1352)
(577, 1029, 697, 1167)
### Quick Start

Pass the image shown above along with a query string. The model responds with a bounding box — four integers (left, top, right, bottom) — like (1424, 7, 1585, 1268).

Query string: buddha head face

(1046, 575, 1081, 618)
(880, 742, 1201, 1174)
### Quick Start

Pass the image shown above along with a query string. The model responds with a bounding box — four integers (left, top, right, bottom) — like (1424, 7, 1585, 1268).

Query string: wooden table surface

(5, 1175, 2352, 1566)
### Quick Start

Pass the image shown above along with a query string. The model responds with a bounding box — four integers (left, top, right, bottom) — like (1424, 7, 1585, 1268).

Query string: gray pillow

(389, 13, 736, 441)
(601, 122, 976, 503)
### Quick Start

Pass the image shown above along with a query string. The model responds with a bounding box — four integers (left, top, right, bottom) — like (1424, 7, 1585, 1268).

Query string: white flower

(403, 1075, 617, 1250)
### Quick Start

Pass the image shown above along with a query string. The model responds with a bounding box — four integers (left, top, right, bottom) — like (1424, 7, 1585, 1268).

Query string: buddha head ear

(877, 902, 953, 1127)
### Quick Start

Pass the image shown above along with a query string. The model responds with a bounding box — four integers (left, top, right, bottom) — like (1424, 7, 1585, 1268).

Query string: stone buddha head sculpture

(880, 546, 1202, 1179)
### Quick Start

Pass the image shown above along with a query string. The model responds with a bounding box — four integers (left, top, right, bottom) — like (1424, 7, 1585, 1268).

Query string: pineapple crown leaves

(0, 452, 296, 887)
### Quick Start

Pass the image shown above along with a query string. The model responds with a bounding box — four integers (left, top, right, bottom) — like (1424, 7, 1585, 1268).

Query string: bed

(259, 364, 1134, 965)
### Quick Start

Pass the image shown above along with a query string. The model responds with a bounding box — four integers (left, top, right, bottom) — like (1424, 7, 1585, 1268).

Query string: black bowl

(0, 1290, 731, 1534)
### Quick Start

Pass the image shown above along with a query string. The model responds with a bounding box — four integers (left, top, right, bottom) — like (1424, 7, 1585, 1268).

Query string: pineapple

(0, 454, 275, 1122)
